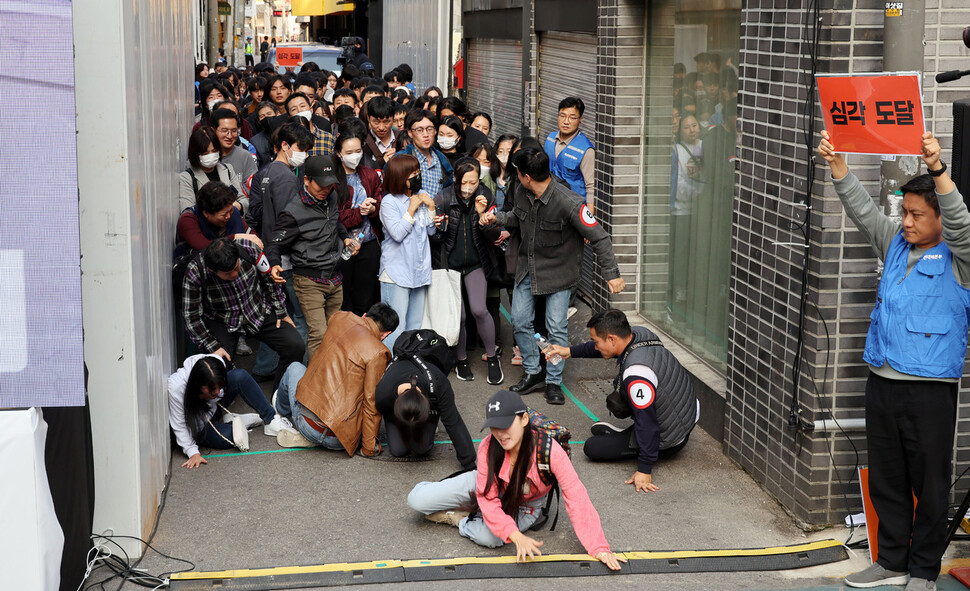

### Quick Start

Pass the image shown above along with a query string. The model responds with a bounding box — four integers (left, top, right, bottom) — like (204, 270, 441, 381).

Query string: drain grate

(577, 379, 613, 399)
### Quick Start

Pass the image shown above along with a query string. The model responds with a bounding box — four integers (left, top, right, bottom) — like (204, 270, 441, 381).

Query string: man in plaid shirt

(182, 238, 306, 383)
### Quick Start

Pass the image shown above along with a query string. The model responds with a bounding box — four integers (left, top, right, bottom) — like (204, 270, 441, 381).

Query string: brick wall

(725, 0, 970, 525)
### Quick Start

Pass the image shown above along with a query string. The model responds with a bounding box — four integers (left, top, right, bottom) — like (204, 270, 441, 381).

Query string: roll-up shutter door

(466, 39, 524, 138)
(539, 31, 599, 303)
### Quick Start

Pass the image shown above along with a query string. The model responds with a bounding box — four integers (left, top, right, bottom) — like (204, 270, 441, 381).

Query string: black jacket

(432, 185, 501, 278)
(265, 188, 348, 280)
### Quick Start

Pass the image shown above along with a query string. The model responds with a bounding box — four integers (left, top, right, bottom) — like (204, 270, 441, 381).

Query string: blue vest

(863, 234, 970, 379)
(544, 131, 593, 199)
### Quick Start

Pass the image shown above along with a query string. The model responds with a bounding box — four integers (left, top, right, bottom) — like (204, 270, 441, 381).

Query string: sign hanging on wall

(816, 72, 925, 156)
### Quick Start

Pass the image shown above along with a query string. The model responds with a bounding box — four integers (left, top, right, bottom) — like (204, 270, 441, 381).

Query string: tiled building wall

(591, 0, 645, 313)
(726, 0, 970, 525)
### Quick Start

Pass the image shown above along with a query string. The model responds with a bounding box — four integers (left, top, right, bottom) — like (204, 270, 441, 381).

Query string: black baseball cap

(304, 155, 339, 187)
(480, 390, 528, 431)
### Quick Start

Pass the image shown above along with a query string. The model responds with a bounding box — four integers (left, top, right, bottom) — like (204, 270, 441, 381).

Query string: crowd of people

(170, 55, 700, 567)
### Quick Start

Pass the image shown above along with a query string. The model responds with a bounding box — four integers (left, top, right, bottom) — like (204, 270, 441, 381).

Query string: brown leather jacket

(295, 312, 391, 455)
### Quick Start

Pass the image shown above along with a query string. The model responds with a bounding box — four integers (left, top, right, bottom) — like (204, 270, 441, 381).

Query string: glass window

(639, 0, 741, 371)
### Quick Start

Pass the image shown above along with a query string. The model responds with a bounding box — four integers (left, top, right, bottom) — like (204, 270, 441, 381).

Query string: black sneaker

(486, 356, 504, 385)
(456, 360, 474, 381)
(590, 421, 626, 436)
(510, 370, 546, 394)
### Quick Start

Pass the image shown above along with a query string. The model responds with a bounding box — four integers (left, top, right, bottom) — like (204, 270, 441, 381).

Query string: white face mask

(297, 110, 313, 122)
(207, 100, 220, 111)
(479, 165, 490, 180)
(497, 154, 508, 166)
(342, 151, 364, 170)
(438, 136, 457, 150)
(460, 185, 476, 199)
(199, 153, 220, 169)
(287, 149, 307, 168)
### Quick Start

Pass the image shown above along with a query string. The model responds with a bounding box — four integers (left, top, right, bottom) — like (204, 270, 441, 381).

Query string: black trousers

(866, 372, 957, 581)
(340, 239, 381, 316)
(583, 425, 690, 464)
(205, 316, 305, 384)
(245, 54, 254, 66)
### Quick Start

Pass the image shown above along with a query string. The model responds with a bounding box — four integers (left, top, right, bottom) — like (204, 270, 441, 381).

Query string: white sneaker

(238, 413, 263, 430)
(263, 414, 294, 437)
(567, 306, 578, 319)
(277, 427, 316, 448)
(271, 389, 279, 413)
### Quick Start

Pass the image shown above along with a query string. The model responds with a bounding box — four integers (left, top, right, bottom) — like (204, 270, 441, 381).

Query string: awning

(290, 0, 354, 16)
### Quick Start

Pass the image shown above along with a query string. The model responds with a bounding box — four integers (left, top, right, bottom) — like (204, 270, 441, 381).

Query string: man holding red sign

(819, 129, 970, 591)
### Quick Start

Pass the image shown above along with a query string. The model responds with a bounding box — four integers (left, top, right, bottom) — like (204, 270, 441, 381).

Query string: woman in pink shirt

(407, 390, 625, 570)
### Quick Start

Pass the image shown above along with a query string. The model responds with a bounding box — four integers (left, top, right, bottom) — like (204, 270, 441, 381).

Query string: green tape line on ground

(204, 438, 589, 459)
(498, 304, 600, 422)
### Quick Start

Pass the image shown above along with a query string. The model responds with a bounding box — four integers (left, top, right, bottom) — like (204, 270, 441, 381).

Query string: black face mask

(407, 173, 422, 194)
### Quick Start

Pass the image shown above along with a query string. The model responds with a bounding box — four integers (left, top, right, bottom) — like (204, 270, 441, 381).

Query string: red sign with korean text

(276, 47, 303, 67)
(816, 73, 925, 155)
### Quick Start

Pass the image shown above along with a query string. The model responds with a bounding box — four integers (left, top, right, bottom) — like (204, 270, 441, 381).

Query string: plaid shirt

(414, 149, 444, 197)
(182, 243, 287, 352)
(308, 125, 335, 157)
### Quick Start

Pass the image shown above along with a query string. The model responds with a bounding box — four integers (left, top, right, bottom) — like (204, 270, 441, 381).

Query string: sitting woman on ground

(178, 127, 246, 214)
(406, 390, 625, 570)
(169, 354, 293, 469)
(375, 338, 475, 469)
(433, 158, 504, 385)
(379, 154, 437, 351)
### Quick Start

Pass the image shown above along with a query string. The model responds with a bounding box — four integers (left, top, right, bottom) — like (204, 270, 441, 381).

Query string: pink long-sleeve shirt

(475, 435, 611, 557)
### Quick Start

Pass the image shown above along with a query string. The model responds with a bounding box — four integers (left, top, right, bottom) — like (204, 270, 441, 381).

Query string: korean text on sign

(816, 72, 925, 155)
(276, 47, 303, 67)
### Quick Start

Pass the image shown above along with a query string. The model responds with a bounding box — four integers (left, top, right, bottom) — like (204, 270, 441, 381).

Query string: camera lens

(964, 26, 970, 49)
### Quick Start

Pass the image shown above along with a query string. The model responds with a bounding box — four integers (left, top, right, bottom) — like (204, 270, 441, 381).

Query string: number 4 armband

(622, 364, 658, 410)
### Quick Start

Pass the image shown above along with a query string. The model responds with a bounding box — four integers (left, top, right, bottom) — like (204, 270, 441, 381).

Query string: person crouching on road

(544, 309, 698, 493)
(406, 390, 626, 571)
(169, 355, 295, 469)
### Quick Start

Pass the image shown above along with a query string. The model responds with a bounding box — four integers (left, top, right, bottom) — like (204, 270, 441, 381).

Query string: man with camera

(819, 129, 970, 591)
(544, 309, 698, 493)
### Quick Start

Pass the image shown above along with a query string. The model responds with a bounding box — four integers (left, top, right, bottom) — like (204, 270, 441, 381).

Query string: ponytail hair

(484, 416, 534, 517)
(392, 374, 432, 452)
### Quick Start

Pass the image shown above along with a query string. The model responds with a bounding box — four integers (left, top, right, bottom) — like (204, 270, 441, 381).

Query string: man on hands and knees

(272, 302, 398, 455)
(819, 130, 970, 591)
(545, 309, 698, 492)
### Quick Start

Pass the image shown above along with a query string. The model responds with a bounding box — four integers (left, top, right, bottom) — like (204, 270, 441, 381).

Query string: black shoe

(510, 371, 546, 394)
(486, 356, 504, 385)
(252, 372, 275, 383)
(590, 421, 625, 436)
(456, 360, 474, 381)
(545, 384, 565, 405)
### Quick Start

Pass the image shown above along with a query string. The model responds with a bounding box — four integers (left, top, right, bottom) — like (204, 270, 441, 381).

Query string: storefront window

(639, 0, 740, 371)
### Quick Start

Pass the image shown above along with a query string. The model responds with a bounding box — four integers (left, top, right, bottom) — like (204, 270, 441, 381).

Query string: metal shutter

(538, 32, 599, 303)
(538, 32, 596, 142)
(466, 39, 523, 138)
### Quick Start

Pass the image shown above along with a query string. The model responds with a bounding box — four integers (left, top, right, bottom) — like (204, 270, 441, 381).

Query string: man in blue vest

(819, 129, 970, 591)
(544, 97, 596, 213)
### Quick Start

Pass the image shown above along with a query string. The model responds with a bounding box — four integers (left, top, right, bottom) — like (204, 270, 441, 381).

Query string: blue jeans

(197, 368, 276, 448)
(407, 471, 546, 548)
(380, 281, 427, 352)
(253, 269, 310, 375)
(510, 273, 572, 385)
(273, 362, 343, 450)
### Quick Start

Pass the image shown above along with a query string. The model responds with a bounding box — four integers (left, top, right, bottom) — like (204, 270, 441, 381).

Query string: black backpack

(392, 329, 457, 376)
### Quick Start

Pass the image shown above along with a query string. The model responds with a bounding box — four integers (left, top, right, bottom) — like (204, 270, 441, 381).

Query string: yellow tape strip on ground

(170, 539, 841, 581)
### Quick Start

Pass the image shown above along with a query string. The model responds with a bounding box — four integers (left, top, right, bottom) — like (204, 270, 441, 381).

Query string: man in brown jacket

(272, 302, 399, 454)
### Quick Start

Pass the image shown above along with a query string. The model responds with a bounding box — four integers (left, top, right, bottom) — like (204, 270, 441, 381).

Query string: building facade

(462, 0, 970, 525)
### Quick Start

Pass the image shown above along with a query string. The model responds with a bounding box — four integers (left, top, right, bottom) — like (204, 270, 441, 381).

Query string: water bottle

(341, 231, 365, 260)
(535, 333, 563, 365)
(415, 203, 431, 228)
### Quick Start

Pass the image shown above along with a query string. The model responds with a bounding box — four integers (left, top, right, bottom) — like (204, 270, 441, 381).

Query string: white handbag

(210, 404, 250, 452)
(421, 268, 462, 346)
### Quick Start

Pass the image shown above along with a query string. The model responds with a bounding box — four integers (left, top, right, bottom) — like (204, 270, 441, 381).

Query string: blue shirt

(347, 172, 376, 243)
(414, 149, 444, 197)
(379, 193, 435, 288)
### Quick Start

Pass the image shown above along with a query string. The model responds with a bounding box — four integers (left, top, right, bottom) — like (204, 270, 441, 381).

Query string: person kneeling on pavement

(273, 302, 398, 454)
(544, 309, 699, 493)
(406, 390, 626, 571)
(375, 330, 476, 469)
(168, 354, 294, 469)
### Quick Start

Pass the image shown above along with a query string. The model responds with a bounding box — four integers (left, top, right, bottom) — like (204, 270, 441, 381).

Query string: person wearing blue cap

(406, 390, 625, 570)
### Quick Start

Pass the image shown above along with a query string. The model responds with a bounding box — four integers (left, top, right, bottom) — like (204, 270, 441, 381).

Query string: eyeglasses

(217, 128, 239, 136)
(410, 126, 435, 135)
(558, 114, 580, 122)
